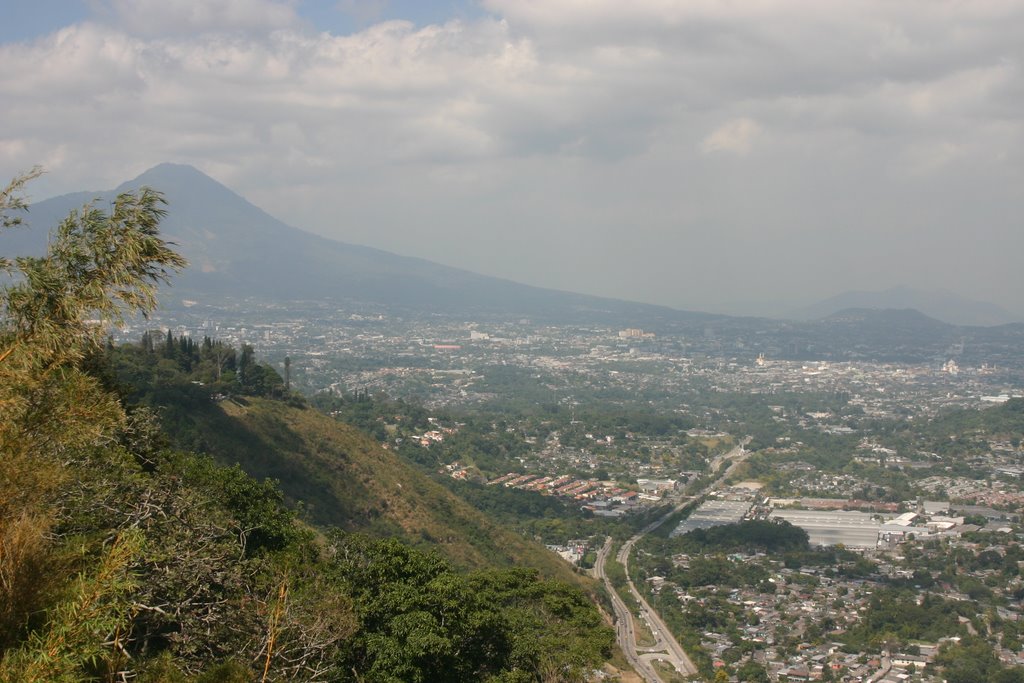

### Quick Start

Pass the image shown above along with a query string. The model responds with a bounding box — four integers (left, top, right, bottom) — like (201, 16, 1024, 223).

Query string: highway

(594, 538, 663, 682)
(593, 439, 750, 682)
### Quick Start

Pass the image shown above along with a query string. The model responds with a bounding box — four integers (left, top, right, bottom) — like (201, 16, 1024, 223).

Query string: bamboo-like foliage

(0, 169, 185, 676)
(0, 531, 143, 683)
(0, 512, 51, 647)
(1, 181, 187, 372)
(0, 170, 186, 463)
(0, 167, 43, 244)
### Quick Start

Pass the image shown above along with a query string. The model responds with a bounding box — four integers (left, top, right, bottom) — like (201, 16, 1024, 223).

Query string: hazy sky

(2, 0, 1022, 316)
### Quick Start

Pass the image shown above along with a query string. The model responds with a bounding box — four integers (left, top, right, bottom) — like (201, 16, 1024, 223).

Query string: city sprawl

(127, 297, 1024, 682)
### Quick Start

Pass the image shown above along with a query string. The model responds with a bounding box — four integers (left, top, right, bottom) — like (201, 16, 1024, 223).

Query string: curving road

(594, 439, 751, 682)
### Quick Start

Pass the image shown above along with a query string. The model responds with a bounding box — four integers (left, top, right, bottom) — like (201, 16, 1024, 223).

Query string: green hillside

(0, 175, 613, 681)
(152, 389, 583, 581)
(107, 331, 589, 580)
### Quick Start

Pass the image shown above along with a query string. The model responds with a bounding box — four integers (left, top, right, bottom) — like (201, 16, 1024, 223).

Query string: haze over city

(2, 0, 1022, 318)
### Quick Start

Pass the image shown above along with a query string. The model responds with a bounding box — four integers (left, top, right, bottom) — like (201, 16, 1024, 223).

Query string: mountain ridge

(6, 162, 713, 326)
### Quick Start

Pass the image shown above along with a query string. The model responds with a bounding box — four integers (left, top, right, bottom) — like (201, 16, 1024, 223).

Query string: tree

(0, 168, 186, 675)
(238, 343, 255, 387)
(2, 173, 185, 509)
(737, 659, 770, 683)
(1, 174, 186, 454)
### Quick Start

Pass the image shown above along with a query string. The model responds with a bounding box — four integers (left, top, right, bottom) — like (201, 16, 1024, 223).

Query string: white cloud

(701, 118, 761, 155)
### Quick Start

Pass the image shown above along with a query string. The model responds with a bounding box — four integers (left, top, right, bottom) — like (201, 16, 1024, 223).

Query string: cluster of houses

(652, 554, 1012, 682)
(918, 474, 1024, 509)
(481, 473, 679, 515)
(409, 418, 460, 447)
(642, 513, 1024, 681)
(545, 539, 590, 565)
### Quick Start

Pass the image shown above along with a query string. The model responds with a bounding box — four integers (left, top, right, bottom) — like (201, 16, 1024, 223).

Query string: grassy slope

(161, 395, 583, 583)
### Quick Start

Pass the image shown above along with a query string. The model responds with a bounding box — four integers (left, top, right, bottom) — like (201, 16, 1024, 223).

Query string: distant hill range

(2, 163, 705, 327)
(3, 164, 1022, 364)
(794, 286, 1018, 327)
